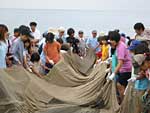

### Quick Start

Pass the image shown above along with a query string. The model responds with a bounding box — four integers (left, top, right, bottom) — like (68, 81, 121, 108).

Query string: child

(23, 39, 32, 69)
(6, 53, 14, 67)
(142, 54, 150, 112)
(128, 42, 150, 113)
(44, 32, 61, 74)
(29, 52, 43, 78)
(96, 36, 102, 60)
(100, 36, 109, 61)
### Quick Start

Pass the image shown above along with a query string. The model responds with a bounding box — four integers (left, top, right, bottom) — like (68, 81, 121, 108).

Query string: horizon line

(0, 8, 150, 12)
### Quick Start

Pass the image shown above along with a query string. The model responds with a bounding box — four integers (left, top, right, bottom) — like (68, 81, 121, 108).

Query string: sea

(0, 8, 150, 37)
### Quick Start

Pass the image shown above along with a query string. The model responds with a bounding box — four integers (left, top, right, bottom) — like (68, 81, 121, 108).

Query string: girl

(100, 35, 109, 61)
(0, 24, 9, 68)
(44, 32, 61, 74)
(29, 52, 43, 78)
(108, 31, 132, 104)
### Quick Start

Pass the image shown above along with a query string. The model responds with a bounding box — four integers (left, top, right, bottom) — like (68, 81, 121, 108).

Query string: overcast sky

(0, 0, 150, 10)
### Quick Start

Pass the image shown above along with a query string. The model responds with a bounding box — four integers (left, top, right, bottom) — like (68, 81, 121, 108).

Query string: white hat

(48, 28, 58, 35)
(58, 27, 65, 32)
(99, 31, 105, 36)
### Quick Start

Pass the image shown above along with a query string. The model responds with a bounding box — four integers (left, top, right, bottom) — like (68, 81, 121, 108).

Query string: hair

(97, 36, 108, 45)
(101, 35, 108, 41)
(145, 53, 150, 61)
(134, 43, 149, 54)
(29, 22, 37, 27)
(111, 48, 116, 56)
(0, 24, 8, 42)
(114, 29, 120, 33)
(6, 53, 14, 61)
(121, 33, 126, 37)
(141, 41, 149, 48)
(46, 33, 55, 43)
(14, 28, 20, 33)
(24, 39, 31, 54)
(134, 23, 145, 31)
(56, 38, 63, 44)
(61, 44, 70, 51)
(19, 25, 30, 35)
(108, 31, 121, 43)
(30, 52, 40, 63)
(127, 39, 134, 46)
(126, 36, 131, 40)
(78, 31, 83, 34)
(67, 28, 75, 36)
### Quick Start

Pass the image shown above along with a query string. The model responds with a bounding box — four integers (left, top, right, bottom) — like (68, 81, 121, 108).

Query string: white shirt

(0, 41, 7, 68)
(31, 29, 41, 40)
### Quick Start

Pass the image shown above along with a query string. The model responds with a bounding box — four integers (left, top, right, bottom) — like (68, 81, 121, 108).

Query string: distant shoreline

(0, 8, 150, 12)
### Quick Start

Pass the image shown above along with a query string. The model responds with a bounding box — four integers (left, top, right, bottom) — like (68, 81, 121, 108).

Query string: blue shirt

(0, 41, 7, 68)
(12, 38, 24, 64)
(135, 77, 150, 90)
(86, 37, 100, 52)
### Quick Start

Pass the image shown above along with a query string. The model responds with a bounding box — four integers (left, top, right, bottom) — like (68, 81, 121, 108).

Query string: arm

(43, 44, 49, 61)
(57, 43, 61, 53)
(31, 66, 43, 78)
(12, 42, 21, 64)
(86, 38, 91, 48)
(40, 63, 51, 71)
(23, 55, 27, 68)
(136, 71, 146, 80)
(114, 59, 123, 75)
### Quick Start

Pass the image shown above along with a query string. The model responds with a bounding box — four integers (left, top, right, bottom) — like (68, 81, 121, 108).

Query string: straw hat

(58, 27, 65, 32)
(48, 28, 58, 35)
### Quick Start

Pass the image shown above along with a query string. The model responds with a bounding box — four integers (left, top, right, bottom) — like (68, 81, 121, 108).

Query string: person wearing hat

(128, 41, 150, 113)
(86, 30, 100, 52)
(78, 30, 87, 57)
(29, 22, 41, 47)
(43, 30, 61, 74)
(12, 25, 33, 65)
(55, 27, 66, 43)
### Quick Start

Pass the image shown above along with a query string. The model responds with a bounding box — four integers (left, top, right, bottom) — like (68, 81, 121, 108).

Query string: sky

(0, 0, 150, 10)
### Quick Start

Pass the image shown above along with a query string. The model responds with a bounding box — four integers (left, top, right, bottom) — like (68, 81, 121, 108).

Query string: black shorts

(117, 72, 131, 87)
(45, 63, 53, 74)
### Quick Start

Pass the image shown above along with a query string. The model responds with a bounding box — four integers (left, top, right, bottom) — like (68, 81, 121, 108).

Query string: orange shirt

(44, 41, 61, 64)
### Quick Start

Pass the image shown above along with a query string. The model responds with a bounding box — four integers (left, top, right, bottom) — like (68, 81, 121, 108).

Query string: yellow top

(101, 44, 109, 61)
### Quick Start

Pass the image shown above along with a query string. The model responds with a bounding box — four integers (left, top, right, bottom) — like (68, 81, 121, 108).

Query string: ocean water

(0, 8, 150, 37)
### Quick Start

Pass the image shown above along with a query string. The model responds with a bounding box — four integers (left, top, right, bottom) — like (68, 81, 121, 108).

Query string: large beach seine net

(0, 49, 137, 113)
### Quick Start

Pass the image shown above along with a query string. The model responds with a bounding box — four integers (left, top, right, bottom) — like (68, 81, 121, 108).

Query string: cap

(128, 40, 141, 50)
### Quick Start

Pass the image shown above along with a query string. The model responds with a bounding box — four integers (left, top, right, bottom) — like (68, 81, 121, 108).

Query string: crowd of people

(0, 22, 150, 112)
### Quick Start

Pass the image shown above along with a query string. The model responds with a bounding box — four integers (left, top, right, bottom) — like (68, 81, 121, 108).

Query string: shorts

(117, 72, 131, 87)
(45, 63, 53, 74)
